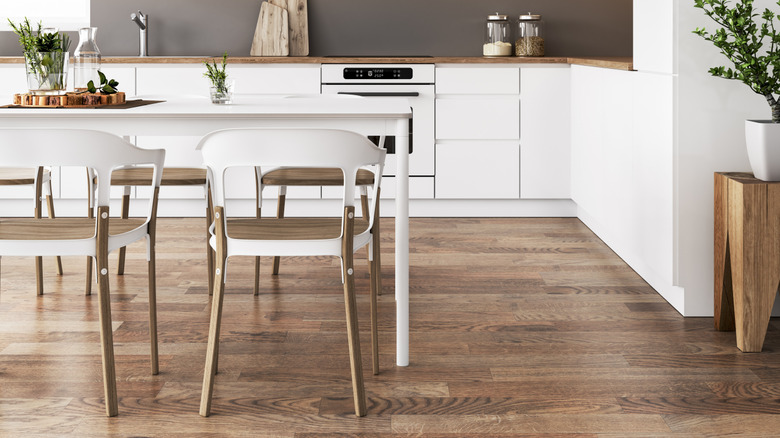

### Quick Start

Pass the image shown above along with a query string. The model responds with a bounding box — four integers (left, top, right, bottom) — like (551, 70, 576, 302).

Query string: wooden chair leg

(254, 205, 261, 296)
(35, 256, 44, 295)
(85, 170, 94, 296)
(44, 192, 64, 275)
(147, 233, 159, 376)
(271, 192, 286, 276)
(207, 188, 215, 296)
(200, 206, 228, 417)
(342, 206, 367, 417)
(34, 167, 44, 295)
(117, 191, 131, 275)
(85, 206, 94, 296)
(360, 194, 369, 221)
(96, 205, 119, 417)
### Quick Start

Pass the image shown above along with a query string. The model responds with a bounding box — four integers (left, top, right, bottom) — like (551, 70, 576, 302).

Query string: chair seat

(0, 217, 146, 239)
(226, 217, 370, 240)
(261, 168, 375, 186)
(111, 167, 207, 186)
(0, 168, 38, 185)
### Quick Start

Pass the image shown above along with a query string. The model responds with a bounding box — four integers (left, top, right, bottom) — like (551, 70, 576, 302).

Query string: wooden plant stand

(714, 172, 780, 352)
(13, 91, 125, 107)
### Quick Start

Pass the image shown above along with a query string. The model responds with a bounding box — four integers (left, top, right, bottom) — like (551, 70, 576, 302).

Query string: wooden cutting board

(250, 2, 289, 56)
(270, 0, 308, 56)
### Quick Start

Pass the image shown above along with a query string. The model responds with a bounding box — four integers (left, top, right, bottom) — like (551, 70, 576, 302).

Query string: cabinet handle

(337, 92, 420, 97)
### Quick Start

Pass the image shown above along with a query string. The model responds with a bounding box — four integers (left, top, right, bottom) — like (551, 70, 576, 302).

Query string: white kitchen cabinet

(435, 142, 520, 199)
(436, 67, 520, 94)
(435, 65, 521, 199)
(519, 66, 571, 199)
(0, 65, 29, 104)
(136, 65, 320, 96)
(436, 97, 520, 140)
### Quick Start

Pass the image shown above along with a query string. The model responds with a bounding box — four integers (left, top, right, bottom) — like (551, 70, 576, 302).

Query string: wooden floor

(0, 217, 778, 437)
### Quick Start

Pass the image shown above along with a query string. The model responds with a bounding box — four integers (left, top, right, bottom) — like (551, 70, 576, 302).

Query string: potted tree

(8, 18, 70, 95)
(694, 0, 780, 180)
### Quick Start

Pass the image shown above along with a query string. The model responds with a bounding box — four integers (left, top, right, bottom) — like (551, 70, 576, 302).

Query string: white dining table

(0, 95, 413, 366)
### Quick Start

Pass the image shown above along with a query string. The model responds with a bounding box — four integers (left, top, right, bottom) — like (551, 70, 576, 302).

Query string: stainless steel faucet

(130, 11, 148, 56)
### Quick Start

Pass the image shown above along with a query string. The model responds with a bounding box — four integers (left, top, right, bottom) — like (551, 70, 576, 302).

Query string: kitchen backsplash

(0, 0, 631, 57)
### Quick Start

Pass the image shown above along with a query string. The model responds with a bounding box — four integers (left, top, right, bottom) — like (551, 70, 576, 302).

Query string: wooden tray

(13, 92, 126, 107)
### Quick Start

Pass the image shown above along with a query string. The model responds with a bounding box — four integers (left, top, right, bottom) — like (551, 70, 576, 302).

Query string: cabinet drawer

(435, 142, 520, 199)
(436, 67, 520, 94)
(136, 67, 204, 96)
(229, 66, 320, 94)
(136, 65, 321, 96)
(436, 98, 520, 140)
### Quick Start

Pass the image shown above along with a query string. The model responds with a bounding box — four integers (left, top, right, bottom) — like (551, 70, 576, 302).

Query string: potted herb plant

(203, 52, 233, 104)
(9, 18, 70, 95)
(694, 0, 780, 180)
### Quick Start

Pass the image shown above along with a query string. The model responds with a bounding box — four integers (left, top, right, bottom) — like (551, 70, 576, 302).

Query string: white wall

(675, 0, 779, 315)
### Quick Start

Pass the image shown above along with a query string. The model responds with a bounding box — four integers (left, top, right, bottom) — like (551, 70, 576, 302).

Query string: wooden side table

(714, 172, 780, 352)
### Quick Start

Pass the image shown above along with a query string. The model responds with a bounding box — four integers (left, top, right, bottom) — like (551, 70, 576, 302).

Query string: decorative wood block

(12, 92, 126, 107)
(250, 2, 289, 56)
(270, 0, 308, 56)
(714, 172, 780, 352)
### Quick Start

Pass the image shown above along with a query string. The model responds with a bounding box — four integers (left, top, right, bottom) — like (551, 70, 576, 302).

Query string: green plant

(87, 71, 119, 94)
(8, 17, 70, 53)
(8, 18, 71, 92)
(203, 52, 229, 94)
(693, 0, 780, 122)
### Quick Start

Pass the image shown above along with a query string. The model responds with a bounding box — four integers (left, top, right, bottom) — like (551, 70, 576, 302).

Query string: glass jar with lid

(516, 13, 544, 57)
(484, 13, 512, 57)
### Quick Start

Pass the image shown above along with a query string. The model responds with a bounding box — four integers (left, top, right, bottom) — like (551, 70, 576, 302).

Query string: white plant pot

(745, 120, 780, 181)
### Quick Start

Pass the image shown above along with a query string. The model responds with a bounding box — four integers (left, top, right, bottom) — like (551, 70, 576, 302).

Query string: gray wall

(0, 1, 632, 57)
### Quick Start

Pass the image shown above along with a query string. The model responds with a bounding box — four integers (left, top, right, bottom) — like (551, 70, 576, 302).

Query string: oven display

(343, 68, 413, 80)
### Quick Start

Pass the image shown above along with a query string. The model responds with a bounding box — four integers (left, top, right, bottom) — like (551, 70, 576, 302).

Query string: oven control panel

(343, 67, 413, 80)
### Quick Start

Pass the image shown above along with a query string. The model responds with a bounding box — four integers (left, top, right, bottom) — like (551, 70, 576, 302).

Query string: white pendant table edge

(0, 95, 412, 367)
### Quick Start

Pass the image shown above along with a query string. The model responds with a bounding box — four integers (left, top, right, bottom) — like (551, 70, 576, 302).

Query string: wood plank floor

(0, 217, 778, 437)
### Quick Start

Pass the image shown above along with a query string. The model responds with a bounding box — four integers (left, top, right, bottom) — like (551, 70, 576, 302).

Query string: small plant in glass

(9, 18, 71, 95)
(204, 52, 233, 104)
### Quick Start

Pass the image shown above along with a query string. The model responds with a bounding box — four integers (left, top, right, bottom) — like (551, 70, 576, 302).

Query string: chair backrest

(0, 129, 165, 212)
(198, 127, 386, 221)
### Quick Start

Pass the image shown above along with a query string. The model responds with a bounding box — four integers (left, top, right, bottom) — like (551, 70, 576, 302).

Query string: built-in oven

(321, 64, 435, 179)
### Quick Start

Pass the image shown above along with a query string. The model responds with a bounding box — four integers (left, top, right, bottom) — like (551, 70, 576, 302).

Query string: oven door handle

(337, 91, 420, 97)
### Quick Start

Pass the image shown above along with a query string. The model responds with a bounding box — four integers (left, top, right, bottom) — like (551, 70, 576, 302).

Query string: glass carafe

(74, 27, 101, 91)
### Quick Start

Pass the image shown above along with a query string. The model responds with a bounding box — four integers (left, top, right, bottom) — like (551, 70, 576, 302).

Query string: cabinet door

(136, 67, 205, 96)
(520, 66, 571, 199)
(435, 142, 520, 199)
(229, 65, 320, 94)
(436, 97, 520, 140)
(436, 67, 520, 94)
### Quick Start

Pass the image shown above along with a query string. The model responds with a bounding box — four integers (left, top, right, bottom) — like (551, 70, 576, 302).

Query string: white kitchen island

(0, 95, 413, 366)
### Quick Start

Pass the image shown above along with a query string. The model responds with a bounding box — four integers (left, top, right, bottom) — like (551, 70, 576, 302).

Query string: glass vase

(209, 79, 234, 104)
(74, 27, 101, 91)
(25, 51, 69, 95)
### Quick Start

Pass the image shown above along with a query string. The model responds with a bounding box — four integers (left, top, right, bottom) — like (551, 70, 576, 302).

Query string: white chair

(84, 166, 213, 294)
(0, 129, 165, 417)
(0, 167, 63, 294)
(198, 128, 385, 418)
(255, 166, 380, 296)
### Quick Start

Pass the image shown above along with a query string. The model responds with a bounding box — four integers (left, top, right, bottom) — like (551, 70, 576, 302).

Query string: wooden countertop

(0, 56, 634, 71)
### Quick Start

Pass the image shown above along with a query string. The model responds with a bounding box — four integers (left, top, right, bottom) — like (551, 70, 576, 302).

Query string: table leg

(725, 179, 780, 352)
(395, 118, 409, 367)
(714, 173, 735, 331)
